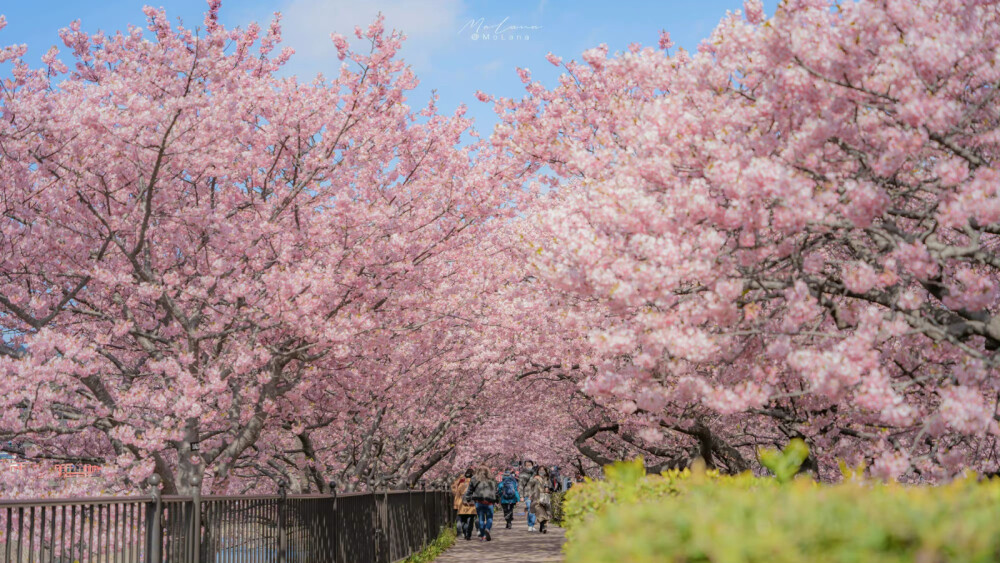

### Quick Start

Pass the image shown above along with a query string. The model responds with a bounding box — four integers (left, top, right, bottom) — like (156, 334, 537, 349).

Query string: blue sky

(0, 0, 777, 134)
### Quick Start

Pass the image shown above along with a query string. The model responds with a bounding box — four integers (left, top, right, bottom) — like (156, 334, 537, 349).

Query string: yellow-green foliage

(400, 526, 456, 563)
(758, 437, 809, 483)
(561, 458, 754, 542)
(562, 457, 1000, 563)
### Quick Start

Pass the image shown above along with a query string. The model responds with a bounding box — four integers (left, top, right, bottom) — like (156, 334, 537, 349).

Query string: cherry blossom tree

(0, 4, 536, 495)
(205, 220, 600, 493)
(490, 0, 1000, 480)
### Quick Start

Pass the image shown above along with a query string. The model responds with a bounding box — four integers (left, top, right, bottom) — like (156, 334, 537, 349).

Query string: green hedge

(562, 448, 1000, 563)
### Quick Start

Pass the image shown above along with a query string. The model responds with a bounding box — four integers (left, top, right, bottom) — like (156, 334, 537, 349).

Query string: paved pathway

(434, 503, 565, 562)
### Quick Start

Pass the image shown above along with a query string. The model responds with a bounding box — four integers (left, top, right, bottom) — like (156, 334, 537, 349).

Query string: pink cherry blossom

(0, 3, 556, 495)
(491, 0, 1000, 481)
(872, 450, 911, 482)
(842, 262, 879, 294)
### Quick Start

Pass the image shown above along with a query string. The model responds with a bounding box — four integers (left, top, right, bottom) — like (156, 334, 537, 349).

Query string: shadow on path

(434, 503, 565, 563)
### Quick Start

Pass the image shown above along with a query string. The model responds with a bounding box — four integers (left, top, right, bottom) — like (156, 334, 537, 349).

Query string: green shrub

(551, 490, 566, 524)
(561, 457, 730, 540)
(562, 454, 1000, 563)
(400, 526, 456, 563)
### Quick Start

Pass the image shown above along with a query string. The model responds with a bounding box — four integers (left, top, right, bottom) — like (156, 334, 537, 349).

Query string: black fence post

(371, 487, 380, 563)
(381, 487, 389, 563)
(190, 474, 202, 563)
(421, 482, 429, 547)
(144, 475, 163, 563)
(277, 482, 287, 563)
(329, 482, 338, 563)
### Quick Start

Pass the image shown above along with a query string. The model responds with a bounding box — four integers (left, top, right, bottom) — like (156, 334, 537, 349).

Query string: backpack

(500, 476, 518, 502)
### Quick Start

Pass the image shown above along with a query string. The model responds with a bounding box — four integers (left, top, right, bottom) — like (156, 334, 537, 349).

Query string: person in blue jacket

(496, 469, 520, 529)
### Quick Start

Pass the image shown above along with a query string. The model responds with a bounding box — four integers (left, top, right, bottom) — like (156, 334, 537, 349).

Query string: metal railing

(0, 485, 454, 563)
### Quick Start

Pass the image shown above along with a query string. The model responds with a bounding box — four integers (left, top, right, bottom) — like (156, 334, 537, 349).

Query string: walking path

(434, 503, 565, 563)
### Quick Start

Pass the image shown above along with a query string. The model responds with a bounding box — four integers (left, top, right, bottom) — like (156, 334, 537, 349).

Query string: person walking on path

(431, 498, 567, 563)
(526, 465, 555, 534)
(463, 465, 498, 541)
(496, 469, 520, 529)
(550, 465, 564, 492)
(518, 460, 536, 530)
(518, 460, 534, 492)
(451, 468, 477, 541)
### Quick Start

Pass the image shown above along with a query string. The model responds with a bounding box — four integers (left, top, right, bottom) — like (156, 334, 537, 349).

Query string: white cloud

(476, 59, 503, 77)
(275, 0, 465, 76)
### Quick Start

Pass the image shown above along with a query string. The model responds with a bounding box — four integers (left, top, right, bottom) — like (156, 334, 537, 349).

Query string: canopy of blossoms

(2, 0, 999, 495)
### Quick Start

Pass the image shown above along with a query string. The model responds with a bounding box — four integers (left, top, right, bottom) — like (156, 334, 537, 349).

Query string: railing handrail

(0, 495, 153, 507)
(0, 487, 449, 507)
(164, 493, 334, 502)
